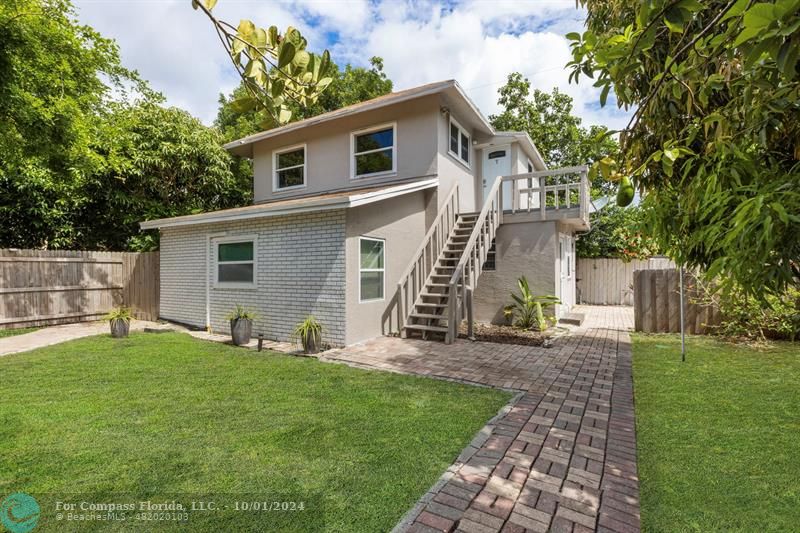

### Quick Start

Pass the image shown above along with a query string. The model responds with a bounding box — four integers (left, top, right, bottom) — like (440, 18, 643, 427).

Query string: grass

(0, 332, 512, 532)
(632, 334, 800, 532)
(0, 326, 38, 338)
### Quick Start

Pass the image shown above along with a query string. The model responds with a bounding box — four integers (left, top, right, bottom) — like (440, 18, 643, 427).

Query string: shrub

(711, 287, 800, 342)
(503, 276, 560, 331)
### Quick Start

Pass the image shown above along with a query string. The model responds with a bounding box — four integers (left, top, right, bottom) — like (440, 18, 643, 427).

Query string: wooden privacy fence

(577, 257, 675, 305)
(633, 269, 721, 334)
(0, 249, 159, 329)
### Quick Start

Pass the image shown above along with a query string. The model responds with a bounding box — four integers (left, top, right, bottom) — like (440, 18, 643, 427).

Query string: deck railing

(504, 165, 590, 221)
(445, 176, 503, 343)
(397, 183, 460, 335)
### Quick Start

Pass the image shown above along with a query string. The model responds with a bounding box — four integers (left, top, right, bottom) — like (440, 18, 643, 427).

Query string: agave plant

(503, 276, 560, 331)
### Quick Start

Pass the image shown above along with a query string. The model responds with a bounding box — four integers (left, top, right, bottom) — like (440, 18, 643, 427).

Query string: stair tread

(404, 324, 448, 332)
(415, 302, 448, 308)
(420, 292, 449, 298)
(410, 313, 448, 320)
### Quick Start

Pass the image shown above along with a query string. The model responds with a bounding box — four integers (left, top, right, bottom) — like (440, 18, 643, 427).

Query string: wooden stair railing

(445, 176, 503, 344)
(397, 183, 460, 336)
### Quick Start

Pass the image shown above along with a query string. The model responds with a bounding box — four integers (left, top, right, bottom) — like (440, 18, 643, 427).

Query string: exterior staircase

(396, 166, 590, 344)
(402, 213, 478, 341)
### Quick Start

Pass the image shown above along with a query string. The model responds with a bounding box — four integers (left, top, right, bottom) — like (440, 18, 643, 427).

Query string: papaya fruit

(616, 175, 635, 207)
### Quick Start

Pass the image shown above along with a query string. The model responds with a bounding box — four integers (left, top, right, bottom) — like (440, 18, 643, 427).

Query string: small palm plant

(503, 276, 560, 331)
(105, 306, 133, 338)
(291, 315, 323, 354)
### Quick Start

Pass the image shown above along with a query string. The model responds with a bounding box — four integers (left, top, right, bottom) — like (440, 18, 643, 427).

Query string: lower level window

(217, 239, 255, 286)
(359, 237, 384, 302)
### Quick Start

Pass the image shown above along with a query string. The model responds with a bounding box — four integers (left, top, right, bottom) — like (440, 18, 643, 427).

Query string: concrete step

(558, 312, 585, 326)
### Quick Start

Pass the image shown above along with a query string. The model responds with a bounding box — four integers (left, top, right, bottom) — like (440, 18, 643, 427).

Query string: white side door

(481, 145, 512, 210)
(559, 234, 576, 312)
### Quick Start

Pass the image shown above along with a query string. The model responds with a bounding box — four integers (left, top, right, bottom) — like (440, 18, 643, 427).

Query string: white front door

(559, 234, 576, 313)
(481, 145, 512, 210)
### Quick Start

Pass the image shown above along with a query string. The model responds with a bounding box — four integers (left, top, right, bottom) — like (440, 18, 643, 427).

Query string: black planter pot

(302, 330, 321, 354)
(230, 318, 252, 346)
(110, 319, 130, 338)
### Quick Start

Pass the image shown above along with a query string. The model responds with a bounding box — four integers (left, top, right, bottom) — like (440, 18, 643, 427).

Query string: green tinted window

(218, 242, 253, 262)
(360, 239, 384, 269)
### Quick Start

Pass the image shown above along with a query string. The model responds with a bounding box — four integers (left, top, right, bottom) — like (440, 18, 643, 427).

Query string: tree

(0, 0, 145, 248)
(81, 103, 248, 251)
(568, 0, 800, 294)
(576, 205, 660, 260)
(216, 56, 393, 142)
(193, 0, 333, 127)
(489, 73, 621, 196)
(0, 0, 252, 251)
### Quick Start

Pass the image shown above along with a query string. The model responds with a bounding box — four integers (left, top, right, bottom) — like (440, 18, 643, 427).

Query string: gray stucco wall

(159, 210, 347, 346)
(472, 221, 558, 324)
(344, 190, 431, 345)
(251, 96, 439, 204)
(437, 111, 479, 213)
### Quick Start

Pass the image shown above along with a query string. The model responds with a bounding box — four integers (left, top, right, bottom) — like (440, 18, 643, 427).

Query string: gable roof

(139, 178, 438, 230)
(224, 80, 496, 157)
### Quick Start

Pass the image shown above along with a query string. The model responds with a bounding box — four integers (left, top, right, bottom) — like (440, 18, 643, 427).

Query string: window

(359, 237, 385, 302)
(448, 118, 470, 166)
(273, 144, 305, 191)
(216, 238, 256, 287)
(351, 124, 395, 178)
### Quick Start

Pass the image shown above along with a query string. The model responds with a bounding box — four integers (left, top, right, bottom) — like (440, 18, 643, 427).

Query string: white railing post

(539, 176, 547, 219)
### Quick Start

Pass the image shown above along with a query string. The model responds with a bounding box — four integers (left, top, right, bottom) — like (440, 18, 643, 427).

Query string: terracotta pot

(230, 318, 252, 346)
(302, 330, 321, 354)
(110, 319, 130, 338)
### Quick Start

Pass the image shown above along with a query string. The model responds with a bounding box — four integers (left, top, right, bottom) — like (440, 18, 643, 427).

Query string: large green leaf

(278, 42, 296, 69)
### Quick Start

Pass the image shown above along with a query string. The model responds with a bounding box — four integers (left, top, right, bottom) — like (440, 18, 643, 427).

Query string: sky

(74, 0, 631, 130)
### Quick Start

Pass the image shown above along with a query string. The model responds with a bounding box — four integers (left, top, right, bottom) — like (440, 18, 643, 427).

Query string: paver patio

(322, 305, 640, 533)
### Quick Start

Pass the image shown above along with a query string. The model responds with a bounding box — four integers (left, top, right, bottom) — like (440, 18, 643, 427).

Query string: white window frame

(358, 236, 385, 303)
(448, 117, 471, 168)
(350, 122, 397, 180)
(214, 234, 258, 289)
(272, 143, 306, 192)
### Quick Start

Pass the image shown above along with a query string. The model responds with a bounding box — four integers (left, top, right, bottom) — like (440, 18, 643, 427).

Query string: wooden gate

(633, 269, 721, 334)
(577, 257, 675, 305)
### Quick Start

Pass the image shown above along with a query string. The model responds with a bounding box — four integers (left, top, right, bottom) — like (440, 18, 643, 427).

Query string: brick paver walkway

(322, 306, 639, 533)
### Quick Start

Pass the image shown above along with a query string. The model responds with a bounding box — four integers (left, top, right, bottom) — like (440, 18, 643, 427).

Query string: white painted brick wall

(159, 210, 346, 346)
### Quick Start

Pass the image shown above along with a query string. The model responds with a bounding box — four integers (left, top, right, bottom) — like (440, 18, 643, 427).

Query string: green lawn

(633, 334, 800, 532)
(0, 332, 511, 532)
(0, 326, 38, 338)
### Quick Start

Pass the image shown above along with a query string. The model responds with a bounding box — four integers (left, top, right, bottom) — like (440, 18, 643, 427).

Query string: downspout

(206, 231, 226, 332)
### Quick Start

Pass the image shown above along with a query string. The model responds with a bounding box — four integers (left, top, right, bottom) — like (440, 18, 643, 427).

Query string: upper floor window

(351, 123, 396, 179)
(216, 237, 256, 288)
(449, 118, 470, 167)
(273, 144, 306, 191)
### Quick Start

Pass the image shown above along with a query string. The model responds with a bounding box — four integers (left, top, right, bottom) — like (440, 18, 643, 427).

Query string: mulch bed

(458, 322, 551, 347)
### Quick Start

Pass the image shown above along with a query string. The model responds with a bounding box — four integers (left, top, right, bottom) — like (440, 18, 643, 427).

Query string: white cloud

(74, 0, 631, 131)
(74, 0, 317, 124)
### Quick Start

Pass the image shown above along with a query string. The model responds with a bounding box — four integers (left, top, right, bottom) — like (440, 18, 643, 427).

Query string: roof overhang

(224, 80, 498, 158)
(140, 178, 438, 230)
(483, 132, 548, 171)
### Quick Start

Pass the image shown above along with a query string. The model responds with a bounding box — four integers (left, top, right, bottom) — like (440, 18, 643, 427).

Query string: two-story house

(140, 80, 590, 346)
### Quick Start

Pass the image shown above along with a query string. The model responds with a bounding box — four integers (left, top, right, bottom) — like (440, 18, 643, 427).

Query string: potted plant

(226, 305, 258, 346)
(105, 307, 133, 338)
(291, 315, 323, 354)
